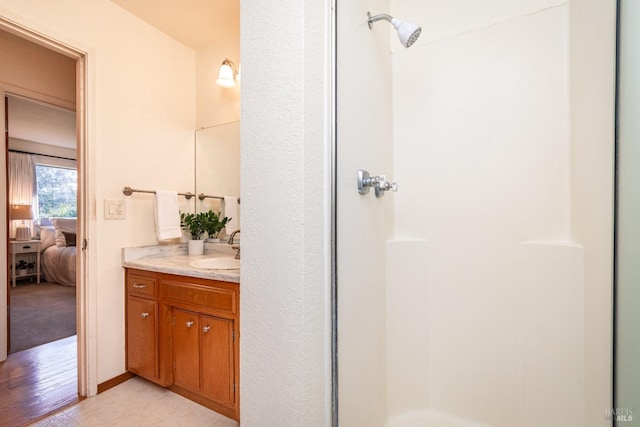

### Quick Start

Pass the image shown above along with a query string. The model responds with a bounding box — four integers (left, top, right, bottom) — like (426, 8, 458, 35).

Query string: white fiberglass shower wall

(338, 1, 615, 426)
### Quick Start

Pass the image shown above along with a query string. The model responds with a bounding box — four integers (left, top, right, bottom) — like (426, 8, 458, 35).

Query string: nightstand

(10, 240, 41, 287)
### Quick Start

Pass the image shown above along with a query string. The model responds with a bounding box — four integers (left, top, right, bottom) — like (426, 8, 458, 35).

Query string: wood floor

(0, 335, 79, 427)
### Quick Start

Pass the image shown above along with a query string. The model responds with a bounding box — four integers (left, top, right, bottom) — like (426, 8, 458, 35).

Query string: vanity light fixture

(216, 58, 240, 88)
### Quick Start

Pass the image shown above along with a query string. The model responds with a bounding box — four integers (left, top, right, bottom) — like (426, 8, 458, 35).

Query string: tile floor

(29, 377, 239, 427)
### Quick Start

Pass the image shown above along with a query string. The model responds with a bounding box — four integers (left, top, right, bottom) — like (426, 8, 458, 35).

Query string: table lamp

(11, 204, 34, 241)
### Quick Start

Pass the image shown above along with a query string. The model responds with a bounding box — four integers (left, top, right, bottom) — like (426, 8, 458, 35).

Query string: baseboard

(97, 372, 135, 394)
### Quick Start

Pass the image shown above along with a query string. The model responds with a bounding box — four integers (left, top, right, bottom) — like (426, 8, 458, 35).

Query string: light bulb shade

(11, 204, 33, 221)
(216, 58, 237, 88)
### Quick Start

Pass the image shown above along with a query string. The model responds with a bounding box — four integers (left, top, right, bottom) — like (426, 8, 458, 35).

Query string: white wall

(384, 1, 614, 426)
(240, 0, 332, 425)
(0, 0, 196, 385)
(569, 0, 616, 424)
(336, 0, 394, 425)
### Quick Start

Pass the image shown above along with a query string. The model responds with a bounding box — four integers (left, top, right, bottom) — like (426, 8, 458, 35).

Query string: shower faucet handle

(357, 170, 398, 198)
(375, 175, 398, 198)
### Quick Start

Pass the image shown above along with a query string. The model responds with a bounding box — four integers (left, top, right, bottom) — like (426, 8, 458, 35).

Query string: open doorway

(0, 20, 89, 424)
(7, 94, 78, 354)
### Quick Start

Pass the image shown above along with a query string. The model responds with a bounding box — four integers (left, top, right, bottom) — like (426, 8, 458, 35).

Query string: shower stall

(336, 2, 615, 426)
(615, 1, 640, 425)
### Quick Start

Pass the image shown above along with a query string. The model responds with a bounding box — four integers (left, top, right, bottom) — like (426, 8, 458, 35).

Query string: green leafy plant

(202, 210, 232, 240)
(180, 212, 206, 240)
(16, 260, 28, 270)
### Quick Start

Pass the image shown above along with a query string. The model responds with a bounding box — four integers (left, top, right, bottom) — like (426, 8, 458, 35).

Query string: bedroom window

(36, 165, 77, 218)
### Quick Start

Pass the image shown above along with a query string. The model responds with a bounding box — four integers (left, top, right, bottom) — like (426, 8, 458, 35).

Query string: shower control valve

(357, 170, 398, 198)
(375, 175, 398, 197)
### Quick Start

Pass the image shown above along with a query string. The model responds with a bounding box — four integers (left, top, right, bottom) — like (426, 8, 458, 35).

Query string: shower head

(367, 12, 422, 48)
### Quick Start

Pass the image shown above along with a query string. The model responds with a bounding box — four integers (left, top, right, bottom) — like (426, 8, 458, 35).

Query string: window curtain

(8, 152, 36, 238)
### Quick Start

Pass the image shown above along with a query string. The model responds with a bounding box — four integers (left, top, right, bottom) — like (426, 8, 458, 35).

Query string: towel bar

(122, 186, 194, 200)
(198, 193, 240, 204)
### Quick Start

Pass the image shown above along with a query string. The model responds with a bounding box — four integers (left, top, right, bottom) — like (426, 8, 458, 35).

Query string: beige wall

(196, 34, 240, 128)
(0, 0, 196, 388)
(336, 0, 393, 426)
(570, 0, 616, 425)
(0, 29, 75, 109)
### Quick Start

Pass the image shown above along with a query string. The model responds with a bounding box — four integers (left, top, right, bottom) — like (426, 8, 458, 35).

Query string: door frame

(0, 16, 93, 397)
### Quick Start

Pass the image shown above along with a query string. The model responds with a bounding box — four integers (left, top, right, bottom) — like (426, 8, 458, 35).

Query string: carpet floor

(9, 281, 76, 353)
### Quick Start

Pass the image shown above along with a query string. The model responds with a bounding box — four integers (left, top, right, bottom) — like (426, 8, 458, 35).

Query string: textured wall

(240, 0, 331, 425)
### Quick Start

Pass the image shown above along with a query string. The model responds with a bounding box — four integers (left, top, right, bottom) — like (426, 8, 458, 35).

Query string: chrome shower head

(368, 12, 422, 48)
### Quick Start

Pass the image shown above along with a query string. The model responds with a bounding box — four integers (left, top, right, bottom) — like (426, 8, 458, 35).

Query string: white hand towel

(223, 196, 239, 234)
(153, 190, 182, 241)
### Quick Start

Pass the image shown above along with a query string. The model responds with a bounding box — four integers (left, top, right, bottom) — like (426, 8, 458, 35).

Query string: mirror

(195, 121, 240, 232)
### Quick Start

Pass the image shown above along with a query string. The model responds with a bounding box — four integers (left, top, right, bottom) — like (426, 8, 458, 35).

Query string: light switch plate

(104, 199, 126, 219)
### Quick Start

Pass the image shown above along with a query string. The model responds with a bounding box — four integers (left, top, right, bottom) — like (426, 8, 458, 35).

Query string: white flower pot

(188, 239, 204, 255)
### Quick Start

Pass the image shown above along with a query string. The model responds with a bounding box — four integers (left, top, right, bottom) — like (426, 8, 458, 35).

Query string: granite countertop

(122, 243, 240, 283)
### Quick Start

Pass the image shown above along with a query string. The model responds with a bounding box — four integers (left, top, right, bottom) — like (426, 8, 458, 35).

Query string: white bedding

(41, 244, 76, 287)
(39, 223, 76, 287)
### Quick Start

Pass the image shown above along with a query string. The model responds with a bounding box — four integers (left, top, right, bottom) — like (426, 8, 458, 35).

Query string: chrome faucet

(228, 229, 241, 259)
(228, 229, 241, 245)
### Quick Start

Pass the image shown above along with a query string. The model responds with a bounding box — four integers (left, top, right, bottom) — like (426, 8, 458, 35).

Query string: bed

(38, 218, 76, 287)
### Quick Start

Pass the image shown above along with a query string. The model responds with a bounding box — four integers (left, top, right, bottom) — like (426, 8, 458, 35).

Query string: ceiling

(7, 95, 76, 150)
(110, 0, 240, 50)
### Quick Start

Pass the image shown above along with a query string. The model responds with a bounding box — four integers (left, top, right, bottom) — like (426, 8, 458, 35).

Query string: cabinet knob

(186, 321, 194, 328)
(141, 312, 149, 319)
(202, 326, 211, 333)
(133, 283, 147, 289)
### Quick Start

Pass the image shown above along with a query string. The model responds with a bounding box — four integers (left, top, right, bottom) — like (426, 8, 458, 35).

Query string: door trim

(0, 16, 93, 397)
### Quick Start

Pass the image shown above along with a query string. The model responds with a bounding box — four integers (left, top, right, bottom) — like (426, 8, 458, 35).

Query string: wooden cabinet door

(127, 297, 158, 380)
(173, 308, 200, 393)
(200, 315, 235, 405)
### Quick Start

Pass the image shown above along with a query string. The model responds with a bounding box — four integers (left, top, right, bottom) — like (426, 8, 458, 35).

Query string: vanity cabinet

(126, 271, 168, 385)
(173, 309, 235, 405)
(126, 297, 159, 380)
(125, 268, 239, 421)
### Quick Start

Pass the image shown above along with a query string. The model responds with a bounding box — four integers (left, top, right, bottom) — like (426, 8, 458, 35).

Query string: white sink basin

(189, 257, 240, 270)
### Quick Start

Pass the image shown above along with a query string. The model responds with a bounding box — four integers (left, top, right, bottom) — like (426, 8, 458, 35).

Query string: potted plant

(180, 212, 206, 255)
(15, 260, 28, 276)
(202, 210, 232, 242)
